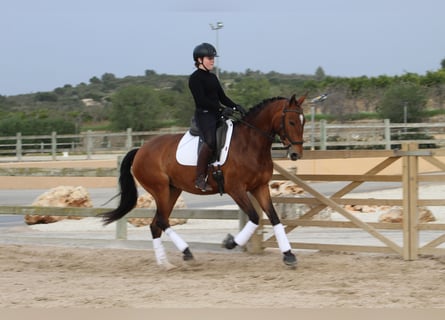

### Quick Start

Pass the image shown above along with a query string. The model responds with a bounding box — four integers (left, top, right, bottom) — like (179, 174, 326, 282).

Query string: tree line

(1, 60, 445, 136)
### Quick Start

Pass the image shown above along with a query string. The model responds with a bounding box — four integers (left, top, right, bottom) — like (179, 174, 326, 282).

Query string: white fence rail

(1, 121, 445, 161)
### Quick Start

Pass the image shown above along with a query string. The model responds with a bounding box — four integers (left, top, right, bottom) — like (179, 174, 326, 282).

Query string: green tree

(376, 83, 427, 122)
(101, 73, 117, 90)
(228, 77, 272, 107)
(157, 89, 195, 127)
(0, 114, 75, 136)
(89, 76, 101, 84)
(110, 85, 162, 131)
(421, 70, 445, 87)
(35, 92, 58, 102)
(315, 66, 326, 81)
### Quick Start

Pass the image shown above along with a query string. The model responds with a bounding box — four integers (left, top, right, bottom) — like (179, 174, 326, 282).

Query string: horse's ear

(290, 92, 308, 107)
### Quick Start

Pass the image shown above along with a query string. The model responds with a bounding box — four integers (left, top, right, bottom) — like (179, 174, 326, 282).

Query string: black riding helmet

(193, 43, 218, 61)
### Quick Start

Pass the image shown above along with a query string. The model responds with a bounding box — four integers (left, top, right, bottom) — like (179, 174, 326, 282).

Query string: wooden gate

(255, 143, 445, 260)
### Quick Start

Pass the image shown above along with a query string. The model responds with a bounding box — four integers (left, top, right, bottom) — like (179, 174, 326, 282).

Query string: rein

(236, 117, 276, 142)
(234, 104, 304, 148)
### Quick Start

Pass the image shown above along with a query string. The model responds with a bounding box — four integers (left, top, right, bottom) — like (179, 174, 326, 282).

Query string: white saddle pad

(176, 119, 234, 166)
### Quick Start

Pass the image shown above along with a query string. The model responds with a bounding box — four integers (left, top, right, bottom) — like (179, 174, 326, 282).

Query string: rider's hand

(235, 105, 247, 116)
(222, 107, 234, 118)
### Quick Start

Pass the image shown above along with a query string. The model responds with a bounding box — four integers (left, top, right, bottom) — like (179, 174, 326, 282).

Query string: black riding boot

(195, 143, 213, 192)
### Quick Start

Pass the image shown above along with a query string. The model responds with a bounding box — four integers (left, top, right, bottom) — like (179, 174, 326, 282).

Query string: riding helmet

(193, 43, 218, 61)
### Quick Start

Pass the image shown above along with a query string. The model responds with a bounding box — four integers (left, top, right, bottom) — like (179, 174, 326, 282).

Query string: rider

(189, 42, 246, 192)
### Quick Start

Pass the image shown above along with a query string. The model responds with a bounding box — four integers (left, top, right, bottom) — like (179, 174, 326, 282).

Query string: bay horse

(101, 94, 307, 269)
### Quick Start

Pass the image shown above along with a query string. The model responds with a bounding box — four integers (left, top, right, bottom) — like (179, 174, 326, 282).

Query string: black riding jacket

(188, 68, 237, 115)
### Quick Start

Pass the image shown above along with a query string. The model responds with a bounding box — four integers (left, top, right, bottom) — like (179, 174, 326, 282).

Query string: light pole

(309, 93, 328, 150)
(403, 101, 408, 133)
(209, 21, 223, 78)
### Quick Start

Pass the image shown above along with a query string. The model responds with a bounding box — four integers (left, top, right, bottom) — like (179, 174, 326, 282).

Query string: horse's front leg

(223, 191, 261, 250)
(250, 185, 297, 268)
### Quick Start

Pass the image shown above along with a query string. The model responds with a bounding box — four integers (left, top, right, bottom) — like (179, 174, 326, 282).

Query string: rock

(378, 207, 403, 223)
(344, 204, 384, 213)
(270, 181, 309, 220)
(127, 193, 187, 227)
(269, 181, 304, 197)
(419, 207, 436, 223)
(25, 186, 92, 225)
(378, 206, 436, 223)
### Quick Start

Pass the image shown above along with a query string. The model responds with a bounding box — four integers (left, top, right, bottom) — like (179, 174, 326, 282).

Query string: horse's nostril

(290, 152, 299, 161)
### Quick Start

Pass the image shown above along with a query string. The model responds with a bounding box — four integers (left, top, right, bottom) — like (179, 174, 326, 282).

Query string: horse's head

(278, 93, 307, 160)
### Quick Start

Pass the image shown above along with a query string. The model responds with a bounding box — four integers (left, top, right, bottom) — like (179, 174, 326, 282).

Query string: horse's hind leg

(250, 185, 297, 268)
(149, 186, 194, 269)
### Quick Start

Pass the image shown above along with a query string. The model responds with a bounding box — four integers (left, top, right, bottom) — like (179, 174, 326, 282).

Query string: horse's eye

(289, 121, 296, 126)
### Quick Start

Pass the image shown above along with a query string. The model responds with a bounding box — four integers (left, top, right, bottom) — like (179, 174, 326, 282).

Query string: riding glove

(235, 105, 247, 116)
(222, 107, 234, 118)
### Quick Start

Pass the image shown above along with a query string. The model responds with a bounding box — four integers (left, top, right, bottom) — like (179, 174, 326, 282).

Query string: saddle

(189, 117, 228, 162)
(176, 118, 234, 195)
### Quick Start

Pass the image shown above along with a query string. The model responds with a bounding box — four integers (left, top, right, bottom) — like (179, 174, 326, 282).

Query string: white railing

(1, 121, 445, 161)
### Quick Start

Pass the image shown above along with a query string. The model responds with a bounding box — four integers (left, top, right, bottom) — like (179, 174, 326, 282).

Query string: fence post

(115, 155, 128, 240)
(125, 128, 133, 150)
(310, 105, 315, 150)
(384, 119, 391, 150)
(51, 131, 57, 160)
(402, 142, 419, 260)
(86, 130, 92, 160)
(16, 132, 22, 161)
(320, 120, 327, 150)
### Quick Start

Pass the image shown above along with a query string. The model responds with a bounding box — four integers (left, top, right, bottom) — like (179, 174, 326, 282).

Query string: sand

(1, 244, 445, 308)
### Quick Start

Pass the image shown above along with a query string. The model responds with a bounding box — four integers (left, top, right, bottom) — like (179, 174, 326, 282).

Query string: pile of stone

(269, 181, 436, 223)
(128, 193, 187, 227)
(25, 186, 92, 225)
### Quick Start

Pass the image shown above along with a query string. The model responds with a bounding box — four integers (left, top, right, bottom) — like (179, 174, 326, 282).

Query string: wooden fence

(1, 143, 444, 260)
(1, 121, 445, 161)
(265, 143, 445, 260)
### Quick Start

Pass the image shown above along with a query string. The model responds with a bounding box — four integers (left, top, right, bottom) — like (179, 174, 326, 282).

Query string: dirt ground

(0, 159, 117, 189)
(1, 158, 445, 309)
(0, 243, 444, 308)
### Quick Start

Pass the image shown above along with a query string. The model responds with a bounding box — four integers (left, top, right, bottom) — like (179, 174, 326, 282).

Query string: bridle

(279, 107, 305, 149)
(235, 101, 305, 149)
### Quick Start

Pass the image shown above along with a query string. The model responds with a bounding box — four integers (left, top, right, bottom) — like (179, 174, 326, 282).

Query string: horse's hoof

(222, 233, 237, 249)
(160, 262, 178, 271)
(183, 248, 194, 261)
(283, 250, 297, 268)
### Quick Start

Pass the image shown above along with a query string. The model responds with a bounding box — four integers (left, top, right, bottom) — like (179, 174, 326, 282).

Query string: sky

(1, 0, 444, 96)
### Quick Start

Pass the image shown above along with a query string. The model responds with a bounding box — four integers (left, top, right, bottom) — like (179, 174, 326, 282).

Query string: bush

(377, 83, 427, 122)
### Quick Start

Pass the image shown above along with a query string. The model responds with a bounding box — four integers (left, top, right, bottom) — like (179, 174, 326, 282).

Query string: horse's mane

(243, 96, 288, 120)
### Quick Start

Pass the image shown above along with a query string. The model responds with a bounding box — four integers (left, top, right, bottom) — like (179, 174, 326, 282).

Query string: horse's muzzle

(289, 151, 300, 161)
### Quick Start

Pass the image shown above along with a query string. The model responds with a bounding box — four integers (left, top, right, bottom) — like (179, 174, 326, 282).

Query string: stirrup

(195, 176, 212, 192)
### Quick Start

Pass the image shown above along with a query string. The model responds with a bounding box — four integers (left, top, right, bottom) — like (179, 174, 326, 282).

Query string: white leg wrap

(165, 227, 188, 252)
(152, 237, 168, 266)
(234, 221, 258, 246)
(273, 223, 291, 253)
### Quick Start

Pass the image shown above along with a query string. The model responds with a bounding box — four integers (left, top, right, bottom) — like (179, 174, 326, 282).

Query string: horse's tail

(100, 148, 139, 225)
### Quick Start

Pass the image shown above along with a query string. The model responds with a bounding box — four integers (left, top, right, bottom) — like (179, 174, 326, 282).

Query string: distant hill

(1, 68, 445, 135)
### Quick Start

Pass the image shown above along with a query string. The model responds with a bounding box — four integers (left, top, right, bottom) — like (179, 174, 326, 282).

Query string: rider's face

(199, 56, 215, 71)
